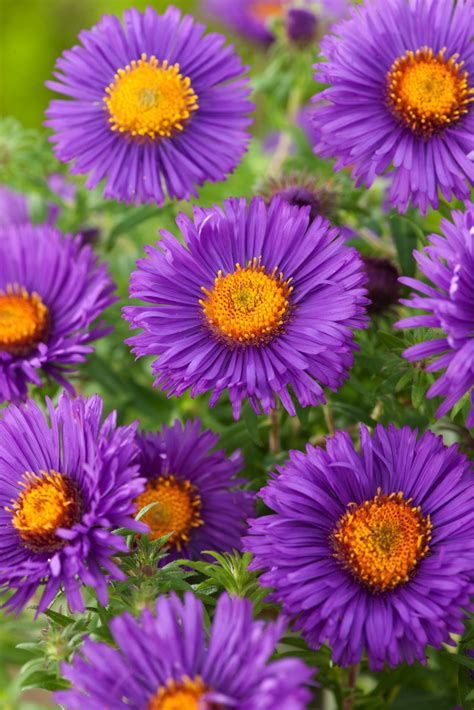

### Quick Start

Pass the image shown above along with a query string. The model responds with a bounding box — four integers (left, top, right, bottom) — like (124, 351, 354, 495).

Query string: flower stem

(343, 664, 359, 710)
(269, 407, 280, 455)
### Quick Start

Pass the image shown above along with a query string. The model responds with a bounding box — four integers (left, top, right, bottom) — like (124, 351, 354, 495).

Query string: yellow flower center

(332, 490, 432, 593)
(251, 1, 283, 22)
(135, 476, 203, 550)
(387, 46, 473, 137)
(7, 471, 82, 553)
(0, 286, 49, 355)
(104, 54, 198, 139)
(148, 676, 217, 710)
(200, 258, 292, 346)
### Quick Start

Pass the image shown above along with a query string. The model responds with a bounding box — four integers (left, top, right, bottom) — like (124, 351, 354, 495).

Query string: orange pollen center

(148, 676, 218, 710)
(332, 490, 432, 593)
(7, 471, 82, 553)
(135, 475, 203, 550)
(104, 54, 198, 139)
(200, 257, 292, 346)
(251, 1, 283, 22)
(0, 286, 49, 355)
(387, 46, 473, 137)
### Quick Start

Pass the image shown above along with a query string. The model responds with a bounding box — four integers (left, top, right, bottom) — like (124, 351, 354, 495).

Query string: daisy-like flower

(244, 424, 474, 670)
(46, 6, 253, 206)
(313, 0, 474, 214)
(135, 419, 253, 561)
(56, 591, 313, 710)
(261, 171, 337, 223)
(396, 203, 474, 426)
(0, 222, 115, 403)
(203, 0, 348, 44)
(0, 394, 145, 615)
(124, 197, 368, 419)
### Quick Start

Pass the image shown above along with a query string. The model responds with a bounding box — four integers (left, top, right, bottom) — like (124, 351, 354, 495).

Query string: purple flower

(286, 7, 318, 44)
(244, 424, 474, 670)
(396, 203, 474, 426)
(0, 223, 115, 403)
(203, 0, 348, 44)
(135, 419, 253, 562)
(56, 591, 313, 710)
(0, 393, 145, 615)
(313, 0, 474, 214)
(124, 197, 368, 419)
(261, 172, 336, 223)
(46, 6, 253, 206)
(0, 185, 30, 228)
(363, 256, 401, 314)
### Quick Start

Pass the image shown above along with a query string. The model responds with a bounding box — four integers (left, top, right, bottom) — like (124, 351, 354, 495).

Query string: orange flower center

(0, 286, 49, 355)
(148, 676, 218, 710)
(251, 1, 283, 22)
(332, 490, 432, 592)
(387, 46, 473, 137)
(200, 258, 292, 346)
(104, 54, 198, 139)
(8, 471, 82, 553)
(135, 476, 203, 550)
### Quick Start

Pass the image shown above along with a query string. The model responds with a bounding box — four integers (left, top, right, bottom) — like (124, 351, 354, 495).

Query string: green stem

(342, 664, 359, 710)
(269, 407, 280, 455)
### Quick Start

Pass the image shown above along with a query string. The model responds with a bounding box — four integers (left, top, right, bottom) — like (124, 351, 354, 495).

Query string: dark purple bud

(362, 256, 401, 314)
(286, 8, 318, 44)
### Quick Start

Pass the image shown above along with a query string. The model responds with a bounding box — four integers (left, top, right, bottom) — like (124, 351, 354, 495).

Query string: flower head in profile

(0, 394, 145, 615)
(46, 6, 253, 206)
(313, 0, 474, 214)
(244, 424, 474, 670)
(203, 0, 348, 44)
(124, 197, 368, 419)
(396, 203, 474, 426)
(363, 256, 400, 314)
(56, 591, 313, 710)
(135, 419, 253, 561)
(261, 172, 336, 223)
(0, 222, 115, 403)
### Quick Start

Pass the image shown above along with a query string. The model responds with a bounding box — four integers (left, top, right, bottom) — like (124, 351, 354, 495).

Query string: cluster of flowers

(0, 0, 472, 708)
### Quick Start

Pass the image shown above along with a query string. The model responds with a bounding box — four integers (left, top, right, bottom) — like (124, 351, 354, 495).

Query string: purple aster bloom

(396, 203, 474, 426)
(286, 7, 318, 44)
(0, 393, 145, 615)
(46, 6, 253, 206)
(124, 197, 368, 419)
(313, 0, 474, 214)
(0, 223, 115, 403)
(203, 0, 348, 43)
(362, 256, 401, 314)
(244, 424, 474, 670)
(0, 185, 30, 228)
(135, 419, 253, 562)
(261, 171, 337, 223)
(56, 591, 313, 709)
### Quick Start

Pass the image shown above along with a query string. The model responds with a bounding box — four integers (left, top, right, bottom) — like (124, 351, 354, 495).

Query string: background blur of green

(0, 0, 202, 128)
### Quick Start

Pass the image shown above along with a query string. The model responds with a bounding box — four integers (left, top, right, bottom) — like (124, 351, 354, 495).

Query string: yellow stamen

(148, 676, 213, 710)
(387, 46, 473, 137)
(104, 54, 198, 139)
(0, 285, 49, 355)
(135, 475, 203, 550)
(8, 471, 82, 553)
(200, 257, 292, 346)
(332, 490, 432, 593)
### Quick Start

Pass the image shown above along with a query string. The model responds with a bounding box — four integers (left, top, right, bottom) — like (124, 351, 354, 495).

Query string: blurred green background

(0, 0, 204, 128)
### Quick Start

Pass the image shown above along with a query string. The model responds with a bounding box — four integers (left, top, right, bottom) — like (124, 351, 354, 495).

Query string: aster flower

(0, 393, 145, 615)
(203, 0, 348, 44)
(396, 203, 474, 426)
(135, 419, 253, 561)
(261, 171, 336, 223)
(46, 6, 253, 206)
(244, 424, 474, 670)
(313, 0, 474, 214)
(56, 591, 313, 710)
(0, 185, 30, 227)
(362, 256, 401, 314)
(0, 222, 115, 403)
(124, 197, 368, 419)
